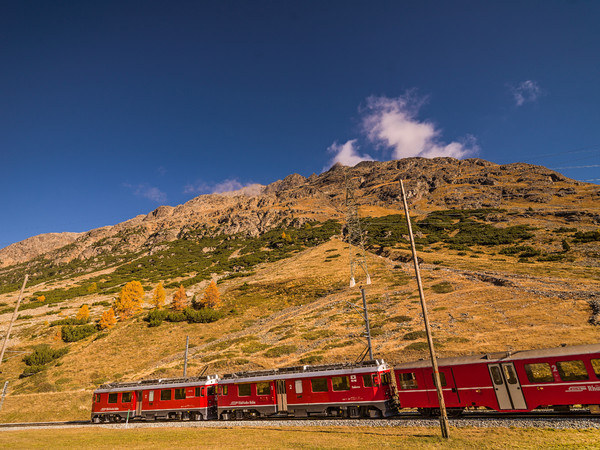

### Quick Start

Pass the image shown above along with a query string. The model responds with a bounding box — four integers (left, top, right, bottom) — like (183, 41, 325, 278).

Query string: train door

(276, 380, 288, 413)
(439, 368, 461, 406)
(488, 363, 527, 410)
(135, 391, 143, 416)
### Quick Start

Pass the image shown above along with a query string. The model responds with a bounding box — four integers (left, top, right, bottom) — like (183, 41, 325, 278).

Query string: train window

(363, 374, 373, 388)
(557, 360, 589, 382)
(372, 374, 380, 387)
(161, 389, 172, 401)
(311, 378, 328, 393)
(503, 365, 517, 385)
(221, 385, 228, 396)
(195, 387, 201, 397)
(175, 388, 186, 400)
(122, 392, 132, 403)
(256, 382, 270, 396)
(399, 372, 418, 389)
(381, 373, 391, 386)
(295, 380, 303, 394)
(431, 372, 447, 388)
(94, 394, 101, 403)
(208, 386, 216, 396)
(149, 391, 154, 402)
(332, 376, 350, 391)
(524, 363, 553, 383)
(490, 367, 503, 385)
(592, 359, 600, 378)
(108, 393, 118, 404)
(238, 384, 251, 397)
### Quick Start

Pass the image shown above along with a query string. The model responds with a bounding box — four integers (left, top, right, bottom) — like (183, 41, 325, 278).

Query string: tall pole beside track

(0, 275, 28, 370)
(183, 336, 189, 378)
(399, 180, 450, 439)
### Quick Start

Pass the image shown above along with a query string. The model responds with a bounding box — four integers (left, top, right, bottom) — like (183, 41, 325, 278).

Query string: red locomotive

(91, 343, 600, 422)
(393, 343, 600, 416)
(91, 375, 218, 423)
(217, 360, 392, 420)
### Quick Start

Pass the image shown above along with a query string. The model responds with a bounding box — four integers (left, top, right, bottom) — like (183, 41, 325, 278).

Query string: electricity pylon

(345, 171, 371, 288)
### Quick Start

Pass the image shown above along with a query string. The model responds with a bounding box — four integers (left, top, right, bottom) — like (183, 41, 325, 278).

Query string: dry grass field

(1, 425, 600, 449)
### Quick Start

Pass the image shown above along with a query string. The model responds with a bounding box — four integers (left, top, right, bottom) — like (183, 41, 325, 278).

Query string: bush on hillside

(61, 324, 98, 342)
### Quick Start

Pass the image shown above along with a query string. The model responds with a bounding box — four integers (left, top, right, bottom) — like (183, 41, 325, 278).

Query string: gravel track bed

(3, 417, 600, 431)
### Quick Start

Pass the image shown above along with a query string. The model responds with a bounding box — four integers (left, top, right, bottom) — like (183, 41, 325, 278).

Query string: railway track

(1, 411, 598, 430)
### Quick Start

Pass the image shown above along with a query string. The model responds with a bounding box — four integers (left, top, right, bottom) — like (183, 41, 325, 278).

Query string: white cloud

(510, 80, 542, 106)
(326, 139, 374, 168)
(184, 178, 257, 195)
(124, 184, 167, 203)
(325, 92, 477, 168)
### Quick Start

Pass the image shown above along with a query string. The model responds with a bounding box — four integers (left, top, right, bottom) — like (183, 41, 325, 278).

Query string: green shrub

(431, 282, 453, 294)
(301, 330, 335, 341)
(537, 254, 565, 262)
(264, 345, 297, 358)
(20, 365, 45, 378)
(144, 309, 168, 327)
(241, 342, 270, 354)
(299, 355, 324, 364)
(403, 330, 427, 340)
(573, 231, 600, 243)
(23, 345, 68, 366)
(50, 317, 89, 327)
(167, 311, 187, 322)
(554, 227, 577, 233)
(61, 325, 97, 342)
(184, 307, 222, 323)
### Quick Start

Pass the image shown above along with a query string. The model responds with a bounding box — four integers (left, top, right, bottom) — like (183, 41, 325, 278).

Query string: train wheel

(447, 408, 464, 417)
(192, 412, 203, 421)
(112, 415, 122, 423)
(417, 408, 436, 417)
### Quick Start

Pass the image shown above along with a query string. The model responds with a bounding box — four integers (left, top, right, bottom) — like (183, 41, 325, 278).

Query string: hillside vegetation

(0, 157, 599, 422)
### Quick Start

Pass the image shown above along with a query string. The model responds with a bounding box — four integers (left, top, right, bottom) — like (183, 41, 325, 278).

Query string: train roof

(394, 343, 600, 370)
(219, 359, 388, 384)
(94, 375, 219, 393)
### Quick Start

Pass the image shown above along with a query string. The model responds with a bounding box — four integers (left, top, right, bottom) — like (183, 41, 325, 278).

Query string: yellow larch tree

(114, 280, 144, 319)
(76, 304, 90, 321)
(99, 308, 117, 330)
(151, 282, 166, 309)
(171, 285, 188, 311)
(199, 280, 221, 309)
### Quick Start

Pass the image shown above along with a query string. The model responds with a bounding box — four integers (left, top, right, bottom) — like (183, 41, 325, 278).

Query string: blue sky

(1, 1, 599, 249)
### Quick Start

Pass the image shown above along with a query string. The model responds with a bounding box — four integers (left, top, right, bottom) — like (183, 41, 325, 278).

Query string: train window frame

(381, 372, 391, 386)
(311, 377, 328, 393)
(238, 384, 251, 397)
(161, 389, 172, 401)
(221, 385, 228, 396)
(149, 391, 154, 402)
(490, 366, 503, 385)
(256, 382, 270, 396)
(362, 374, 373, 388)
(503, 365, 518, 385)
(372, 374, 380, 387)
(108, 393, 118, 404)
(592, 359, 600, 378)
(524, 363, 554, 383)
(557, 360, 589, 382)
(122, 392, 132, 403)
(195, 387, 201, 397)
(431, 372, 447, 388)
(295, 380, 303, 394)
(174, 388, 186, 400)
(399, 372, 418, 390)
(208, 386, 216, 396)
(94, 394, 101, 403)
(332, 376, 350, 391)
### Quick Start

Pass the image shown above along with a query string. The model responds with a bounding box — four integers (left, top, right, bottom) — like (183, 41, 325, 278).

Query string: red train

(91, 343, 600, 422)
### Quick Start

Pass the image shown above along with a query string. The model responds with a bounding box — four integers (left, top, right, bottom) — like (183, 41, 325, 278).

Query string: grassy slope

(0, 192, 599, 423)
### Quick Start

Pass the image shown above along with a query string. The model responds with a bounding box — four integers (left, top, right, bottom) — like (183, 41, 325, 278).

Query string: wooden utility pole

(400, 180, 450, 439)
(360, 287, 374, 360)
(183, 336, 189, 377)
(0, 275, 28, 370)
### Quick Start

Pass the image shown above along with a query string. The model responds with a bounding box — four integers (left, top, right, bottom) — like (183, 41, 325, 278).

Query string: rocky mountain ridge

(1, 157, 598, 268)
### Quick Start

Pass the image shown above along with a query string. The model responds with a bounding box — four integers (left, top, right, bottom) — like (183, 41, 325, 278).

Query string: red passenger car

(218, 360, 392, 419)
(91, 375, 219, 422)
(394, 343, 600, 416)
